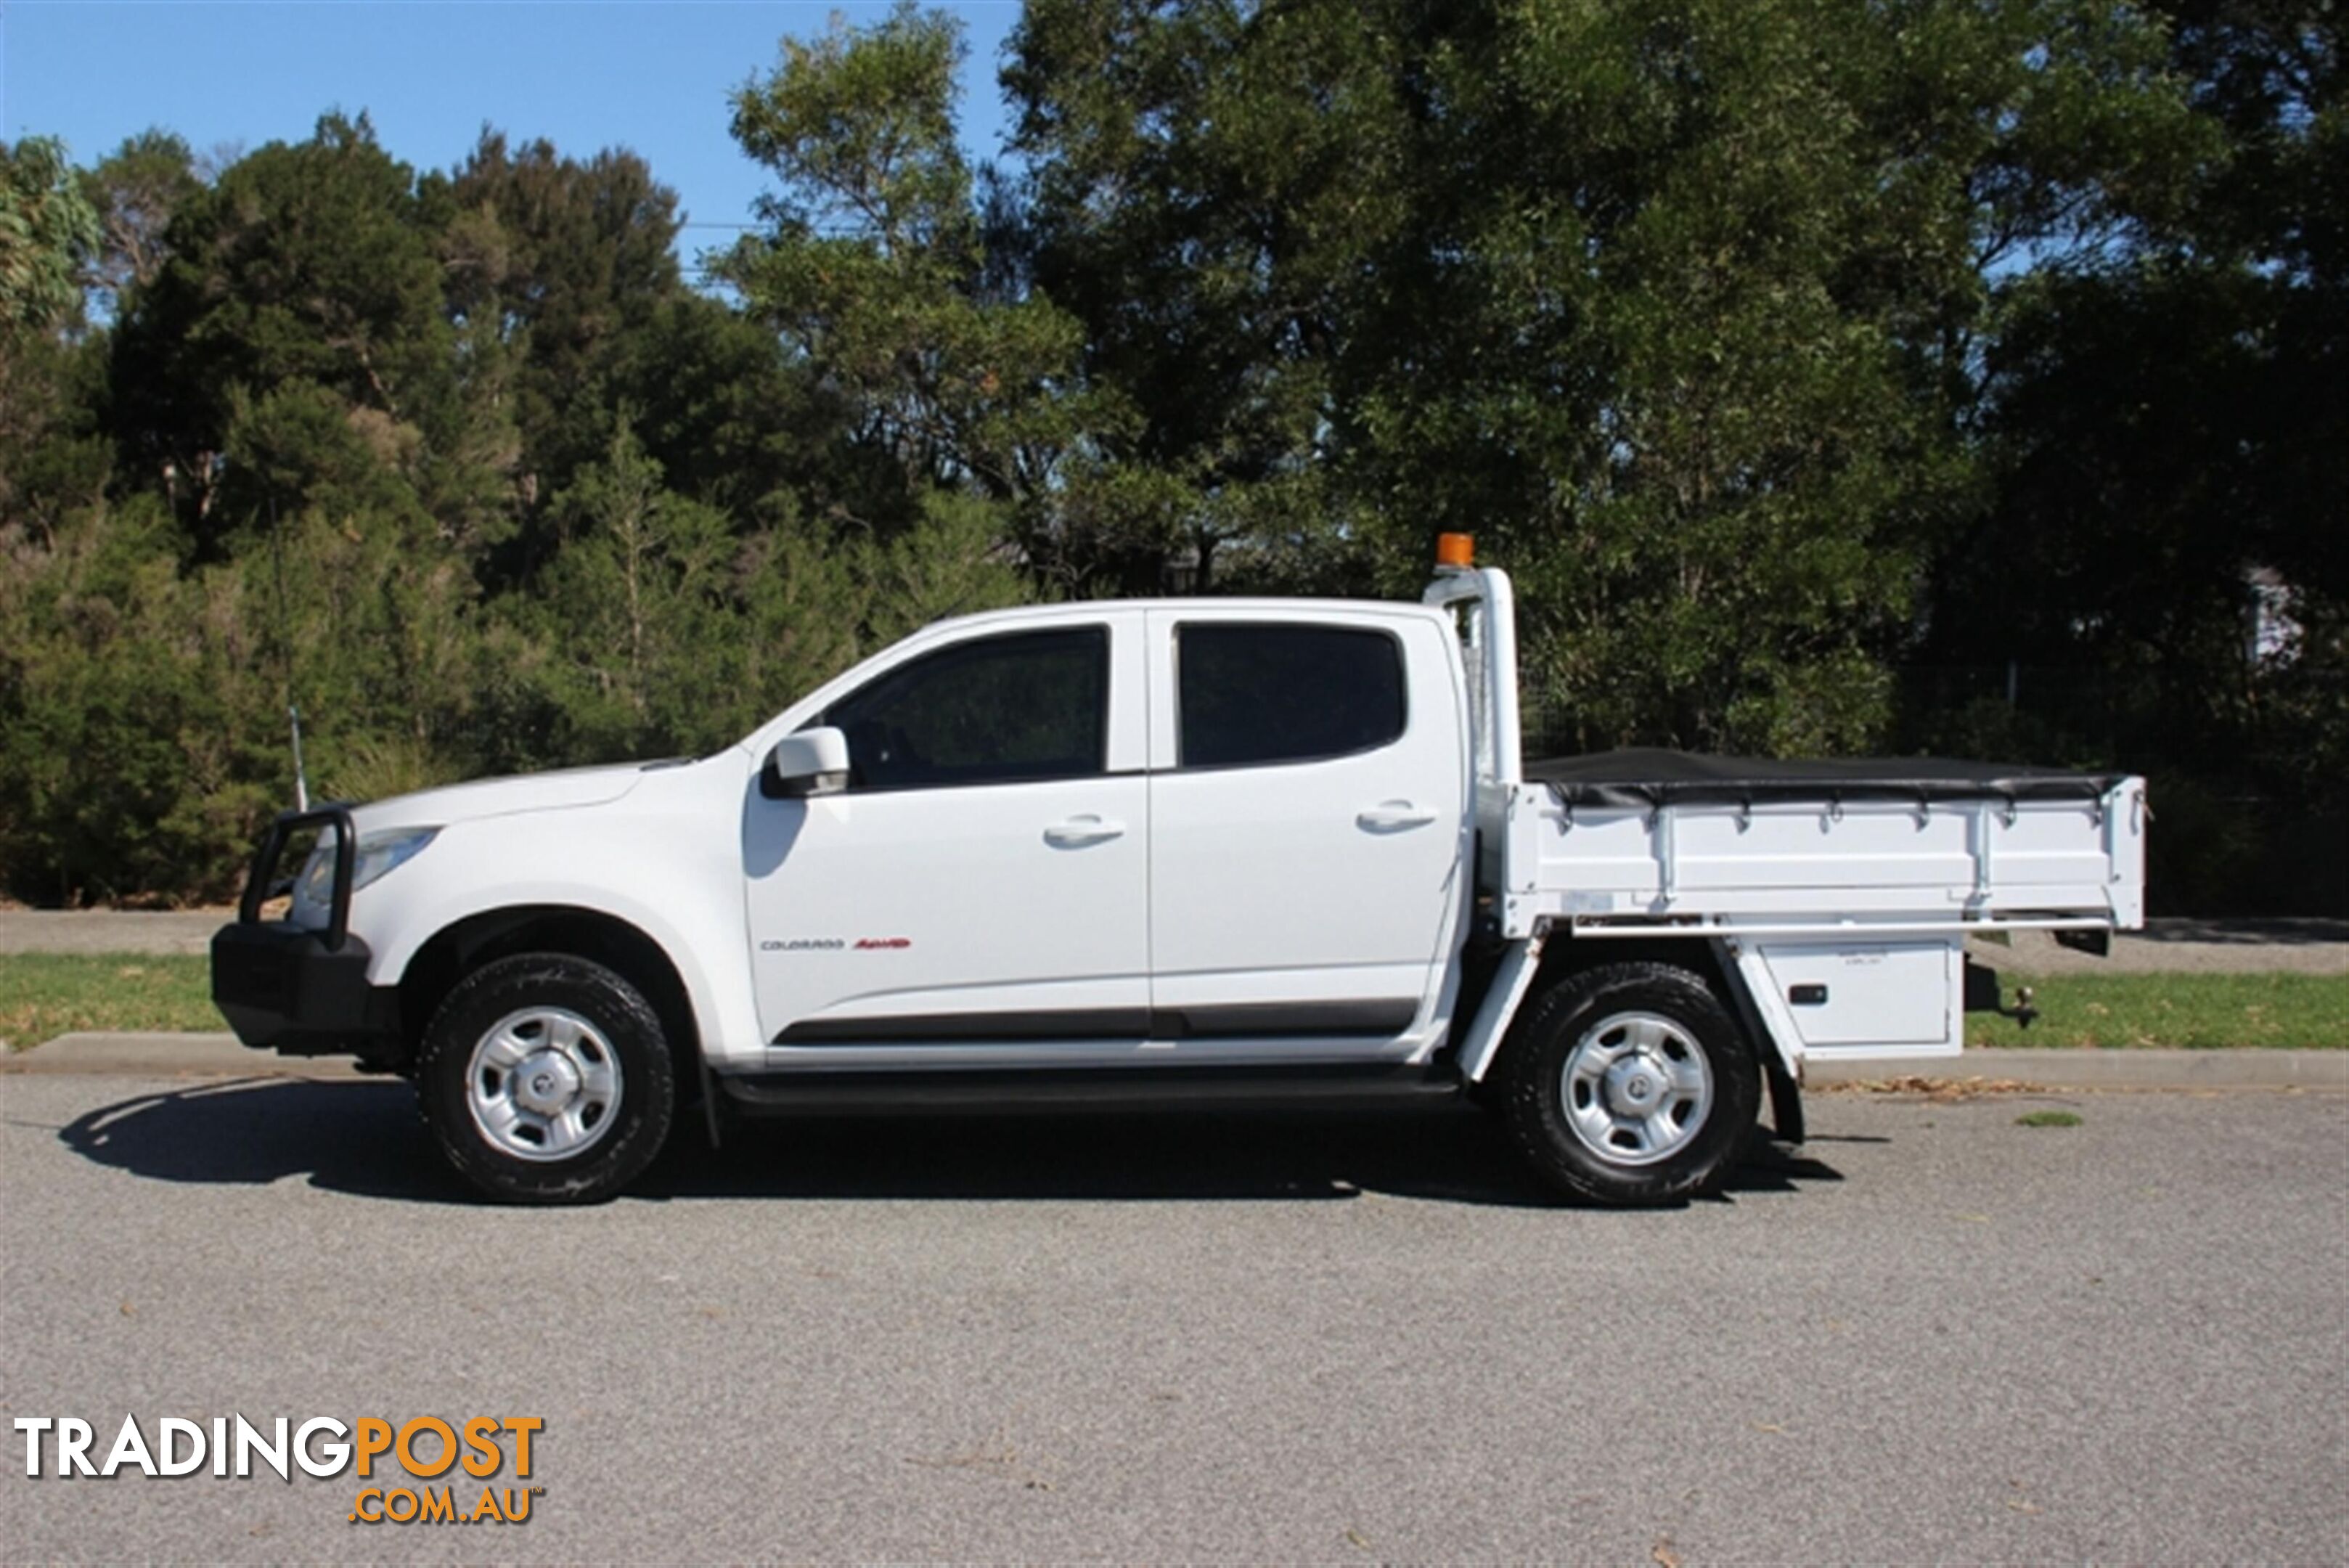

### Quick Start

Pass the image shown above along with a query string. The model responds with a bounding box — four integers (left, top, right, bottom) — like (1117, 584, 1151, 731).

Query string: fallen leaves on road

(1651, 1536, 1684, 1567)
(1818, 1074, 2039, 1101)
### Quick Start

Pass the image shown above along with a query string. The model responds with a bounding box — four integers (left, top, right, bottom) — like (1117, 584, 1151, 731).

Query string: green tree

(0, 498, 285, 902)
(423, 133, 684, 520)
(1918, 0, 2345, 910)
(420, 128, 865, 573)
(5, 7, 2336, 912)
(107, 113, 457, 542)
(1006, 0, 1408, 592)
(599, 293, 851, 521)
(76, 128, 203, 317)
(1006, 0, 2205, 752)
(530, 423, 738, 756)
(0, 136, 99, 329)
(1, 138, 110, 550)
(719, 3, 1100, 573)
(515, 422, 1013, 764)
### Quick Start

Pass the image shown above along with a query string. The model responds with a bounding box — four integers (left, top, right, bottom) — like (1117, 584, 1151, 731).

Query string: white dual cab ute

(213, 536, 2146, 1205)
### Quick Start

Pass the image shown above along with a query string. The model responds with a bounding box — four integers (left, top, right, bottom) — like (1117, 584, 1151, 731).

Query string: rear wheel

(417, 953, 676, 1204)
(1498, 961, 1759, 1205)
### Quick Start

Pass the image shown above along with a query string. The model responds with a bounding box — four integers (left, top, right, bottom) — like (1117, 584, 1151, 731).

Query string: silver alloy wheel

(465, 1006, 624, 1163)
(1559, 1010, 1713, 1167)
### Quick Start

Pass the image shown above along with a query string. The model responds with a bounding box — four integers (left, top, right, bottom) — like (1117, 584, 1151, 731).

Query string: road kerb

(0, 1033, 363, 1079)
(1806, 1047, 2348, 1090)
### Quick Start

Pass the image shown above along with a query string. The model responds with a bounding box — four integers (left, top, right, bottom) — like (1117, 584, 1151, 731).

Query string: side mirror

(762, 727, 850, 799)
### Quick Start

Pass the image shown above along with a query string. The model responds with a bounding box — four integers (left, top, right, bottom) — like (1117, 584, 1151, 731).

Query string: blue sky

(4, 1, 1024, 269)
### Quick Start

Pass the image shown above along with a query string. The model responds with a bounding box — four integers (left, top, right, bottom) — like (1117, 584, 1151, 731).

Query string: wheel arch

(395, 905, 703, 1087)
(1465, 929, 1799, 1085)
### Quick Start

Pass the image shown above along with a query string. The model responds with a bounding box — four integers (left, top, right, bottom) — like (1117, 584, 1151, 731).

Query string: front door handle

(1044, 814, 1126, 847)
(1357, 801, 1438, 832)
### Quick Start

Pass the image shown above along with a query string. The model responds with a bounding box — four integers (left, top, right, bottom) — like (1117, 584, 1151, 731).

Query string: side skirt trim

(716, 1062, 1463, 1116)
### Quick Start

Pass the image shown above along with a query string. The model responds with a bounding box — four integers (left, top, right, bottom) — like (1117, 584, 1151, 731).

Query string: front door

(745, 618, 1150, 1048)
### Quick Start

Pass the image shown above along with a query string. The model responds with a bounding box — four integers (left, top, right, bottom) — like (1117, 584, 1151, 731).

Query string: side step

(714, 1062, 1465, 1118)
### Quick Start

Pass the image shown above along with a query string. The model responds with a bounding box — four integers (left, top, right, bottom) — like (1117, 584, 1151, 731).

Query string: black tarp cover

(1525, 748, 2126, 809)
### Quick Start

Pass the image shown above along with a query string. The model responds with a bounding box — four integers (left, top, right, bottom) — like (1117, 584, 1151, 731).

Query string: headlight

(298, 826, 441, 906)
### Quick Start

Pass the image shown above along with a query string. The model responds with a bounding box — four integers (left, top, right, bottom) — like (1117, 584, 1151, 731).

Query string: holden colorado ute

(213, 536, 2146, 1205)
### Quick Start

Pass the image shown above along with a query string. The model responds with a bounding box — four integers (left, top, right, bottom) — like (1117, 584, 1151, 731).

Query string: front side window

(821, 626, 1108, 791)
(1178, 624, 1406, 768)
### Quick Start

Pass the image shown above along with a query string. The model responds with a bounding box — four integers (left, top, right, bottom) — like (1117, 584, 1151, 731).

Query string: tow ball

(1962, 956, 2038, 1029)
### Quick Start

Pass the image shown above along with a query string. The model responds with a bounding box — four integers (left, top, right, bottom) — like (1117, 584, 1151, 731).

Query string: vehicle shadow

(54, 1078, 473, 1204)
(53, 1078, 1843, 1209)
(2136, 916, 2349, 945)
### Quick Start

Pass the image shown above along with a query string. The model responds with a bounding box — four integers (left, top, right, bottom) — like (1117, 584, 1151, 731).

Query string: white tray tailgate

(1756, 939, 1961, 1059)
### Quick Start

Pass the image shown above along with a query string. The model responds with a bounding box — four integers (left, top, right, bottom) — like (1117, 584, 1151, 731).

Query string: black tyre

(416, 953, 677, 1204)
(1498, 961, 1760, 1205)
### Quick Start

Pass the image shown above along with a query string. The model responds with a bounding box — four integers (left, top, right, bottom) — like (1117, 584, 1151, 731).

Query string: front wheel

(1498, 961, 1760, 1206)
(416, 953, 676, 1204)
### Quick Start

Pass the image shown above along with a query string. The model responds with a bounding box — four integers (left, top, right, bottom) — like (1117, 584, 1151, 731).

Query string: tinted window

(1179, 624, 1406, 768)
(822, 627, 1108, 791)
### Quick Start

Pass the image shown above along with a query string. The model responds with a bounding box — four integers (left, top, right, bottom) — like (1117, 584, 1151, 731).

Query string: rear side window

(822, 626, 1108, 791)
(1178, 624, 1406, 768)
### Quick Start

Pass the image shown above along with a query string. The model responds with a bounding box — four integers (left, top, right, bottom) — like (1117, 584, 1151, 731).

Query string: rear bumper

(211, 922, 401, 1057)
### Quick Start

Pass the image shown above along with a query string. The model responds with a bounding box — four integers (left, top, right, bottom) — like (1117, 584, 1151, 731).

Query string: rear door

(1144, 609, 1467, 1044)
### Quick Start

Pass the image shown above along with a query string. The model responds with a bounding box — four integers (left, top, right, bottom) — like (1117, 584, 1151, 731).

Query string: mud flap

(699, 1053, 724, 1150)
(1764, 1051, 1805, 1145)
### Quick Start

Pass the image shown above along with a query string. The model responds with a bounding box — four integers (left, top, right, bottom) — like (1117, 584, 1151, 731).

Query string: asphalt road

(2, 1079, 2344, 1563)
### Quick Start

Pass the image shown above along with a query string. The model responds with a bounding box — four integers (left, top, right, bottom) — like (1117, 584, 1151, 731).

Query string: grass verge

(1969, 972, 2348, 1049)
(0, 954, 223, 1050)
(0, 955, 2342, 1053)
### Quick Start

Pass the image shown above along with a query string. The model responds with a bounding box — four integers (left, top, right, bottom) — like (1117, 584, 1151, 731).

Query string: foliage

(1912, 0, 2345, 910)
(0, 137, 99, 329)
(0, 3, 2340, 910)
(76, 128, 203, 317)
(719, 3, 1111, 584)
(1, 99, 1031, 904)
(1008, 0, 2211, 753)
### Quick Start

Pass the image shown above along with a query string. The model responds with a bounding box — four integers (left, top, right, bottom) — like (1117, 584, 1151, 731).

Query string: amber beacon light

(1434, 532, 1476, 569)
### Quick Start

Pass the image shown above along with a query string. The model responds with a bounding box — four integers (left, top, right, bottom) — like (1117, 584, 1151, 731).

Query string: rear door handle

(1357, 801, 1438, 831)
(1044, 814, 1126, 847)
